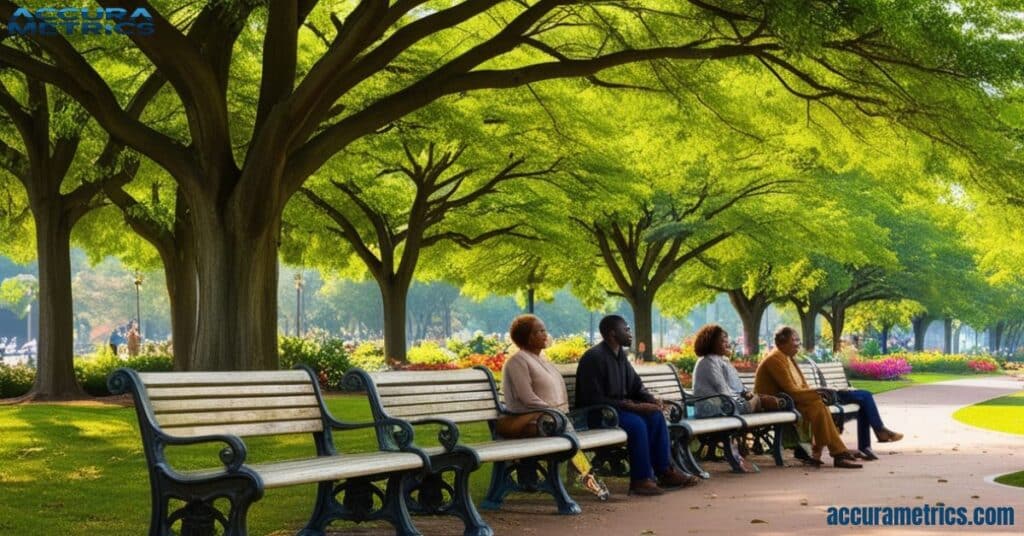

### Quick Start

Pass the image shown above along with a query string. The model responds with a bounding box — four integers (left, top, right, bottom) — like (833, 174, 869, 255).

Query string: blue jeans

(618, 409, 672, 481)
(836, 389, 885, 450)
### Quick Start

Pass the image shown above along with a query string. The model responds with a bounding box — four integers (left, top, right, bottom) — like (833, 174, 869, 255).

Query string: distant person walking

(127, 321, 141, 357)
(109, 325, 126, 356)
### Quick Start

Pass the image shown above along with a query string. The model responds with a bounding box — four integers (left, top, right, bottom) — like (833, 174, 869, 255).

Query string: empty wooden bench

(109, 367, 429, 536)
(344, 366, 626, 536)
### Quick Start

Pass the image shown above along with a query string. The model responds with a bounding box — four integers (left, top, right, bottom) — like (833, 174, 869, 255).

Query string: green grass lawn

(994, 470, 1024, 488)
(0, 395, 496, 535)
(951, 390, 1024, 436)
(850, 373, 991, 394)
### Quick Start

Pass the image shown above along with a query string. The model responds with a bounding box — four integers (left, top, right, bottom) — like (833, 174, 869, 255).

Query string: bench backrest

(737, 361, 851, 390)
(810, 361, 852, 389)
(365, 368, 502, 424)
(125, 369, 328, 439)
(555, 363, 685, 409)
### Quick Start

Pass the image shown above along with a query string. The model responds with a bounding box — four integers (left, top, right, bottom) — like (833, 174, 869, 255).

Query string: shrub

(350, 341, 386, 371)
(459, 353, 507, 374)
(670, 355, 698, 375)
(898, 352, 999, 374)
(407, 340, 457, 365)
(731, 359, 757, 373)
(847, 356, 912, 380)
(75, 354, 174, 396)
(278, 335, 351, 390)
(967, 357, 999, 373)
(546, 336, 588, 364)
(860, 339, 882, 357)
(0, 363, 34, 398)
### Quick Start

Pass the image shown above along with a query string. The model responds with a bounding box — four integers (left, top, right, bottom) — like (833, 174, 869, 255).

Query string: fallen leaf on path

(971, 495, 980, 499)
(800, 499, 808, 506)
(640, 530, 655, 535)
(750, 519, 767, 524)
(915, 496, 924, 499)
(938, 479, 948, 483)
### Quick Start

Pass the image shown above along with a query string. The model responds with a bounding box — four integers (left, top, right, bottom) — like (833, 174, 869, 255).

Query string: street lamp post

(294, 272, 304, 336)
(25, 288, 32, 343)
(134, 272, 143, 336)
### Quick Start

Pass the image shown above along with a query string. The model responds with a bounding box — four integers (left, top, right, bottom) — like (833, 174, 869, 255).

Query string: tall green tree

(2, 0, 1018, 370)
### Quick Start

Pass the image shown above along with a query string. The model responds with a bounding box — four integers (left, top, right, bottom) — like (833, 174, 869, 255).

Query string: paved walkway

(330, 376, 1024, 535)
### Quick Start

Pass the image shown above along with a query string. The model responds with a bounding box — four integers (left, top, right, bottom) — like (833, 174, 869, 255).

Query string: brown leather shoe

(833, 453, 863, 469)
(628, 479, 665, 496)
(876, 428, 903, 443)
(657, 466, 701, 488)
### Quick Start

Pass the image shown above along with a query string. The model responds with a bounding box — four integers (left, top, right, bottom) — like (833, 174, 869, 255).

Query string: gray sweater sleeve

(692, 356, 734, 398)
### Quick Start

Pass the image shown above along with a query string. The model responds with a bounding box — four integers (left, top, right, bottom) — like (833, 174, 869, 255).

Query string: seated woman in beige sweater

(497, 314, 608, 500)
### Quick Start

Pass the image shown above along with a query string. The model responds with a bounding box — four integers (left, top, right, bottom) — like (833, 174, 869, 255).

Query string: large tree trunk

(189, 209, 280, 371)
(727, 290, 767, 357)
(798, 308, 818, 352)
(380, 279, 411, 363)
(952, 323, 961, 354)
(827, 307, 846, 353)
(163, 249, 197, 371)
(160, 199, 197, 371)
(880, 324, 891, 354)
(29, 200, 85, 399)
(911, 314, 931, 352)
(629, 292, 654, 361)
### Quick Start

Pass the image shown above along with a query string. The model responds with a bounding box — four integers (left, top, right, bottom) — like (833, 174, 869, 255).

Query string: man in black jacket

(576, 315, 699, 495)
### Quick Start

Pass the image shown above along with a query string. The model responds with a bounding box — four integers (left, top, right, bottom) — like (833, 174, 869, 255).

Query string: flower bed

(847, 356, 912, 380)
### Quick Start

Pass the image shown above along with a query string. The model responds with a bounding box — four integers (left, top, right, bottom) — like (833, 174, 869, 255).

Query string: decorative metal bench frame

(560, 363, 798, 478)
(109, 366, 429, 536)
(344, 366, 627, 536)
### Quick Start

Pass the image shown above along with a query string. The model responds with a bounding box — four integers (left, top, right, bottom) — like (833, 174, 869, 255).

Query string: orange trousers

(796, 399, 848, 457)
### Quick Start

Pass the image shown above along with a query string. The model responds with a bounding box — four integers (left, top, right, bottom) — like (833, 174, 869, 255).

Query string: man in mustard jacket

(755, 326, 862, 469)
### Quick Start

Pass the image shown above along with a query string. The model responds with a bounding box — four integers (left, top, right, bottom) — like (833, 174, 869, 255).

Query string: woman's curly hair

(693, 323, 727, 357)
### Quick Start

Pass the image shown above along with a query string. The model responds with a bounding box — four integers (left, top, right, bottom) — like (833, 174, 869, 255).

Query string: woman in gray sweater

(690, 323, 776, 472)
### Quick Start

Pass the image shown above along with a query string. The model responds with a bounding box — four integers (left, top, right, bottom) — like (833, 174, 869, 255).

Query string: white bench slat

(151, 395, 319, 413)
(388, 401, 497, 418)
(381, 391, 495, 406)
(576, 428, 628, 450)
(377, 383, 494, 396)
(162, 419, 324, 438)
(369, 369, 490, 385)
(183, 452, 424, 489)
(145, 384, 315, 399)
(155, 407, 323, 427)
(139, 370, 310, 386)
(406, 409, 501, 424)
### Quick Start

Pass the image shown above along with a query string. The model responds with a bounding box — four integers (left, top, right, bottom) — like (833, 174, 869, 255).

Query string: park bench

(737, 360, 861, 424)
(344, 366, 627, 536)
(109, 367, 429, 536)
(559, 363, 798, 477)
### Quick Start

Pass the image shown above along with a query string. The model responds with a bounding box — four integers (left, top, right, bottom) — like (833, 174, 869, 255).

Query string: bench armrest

(663, 400, 686, 423)
(568, 404, 619, 430)
(500, 408, 568, 437)
(330, 416, 418, 451)
(775, 392, 796, 411)
(815, 388, 839, 405)
(160, 432, 249, 472)
(407, 417, 461, 452)
(685, 394, 739, 417)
